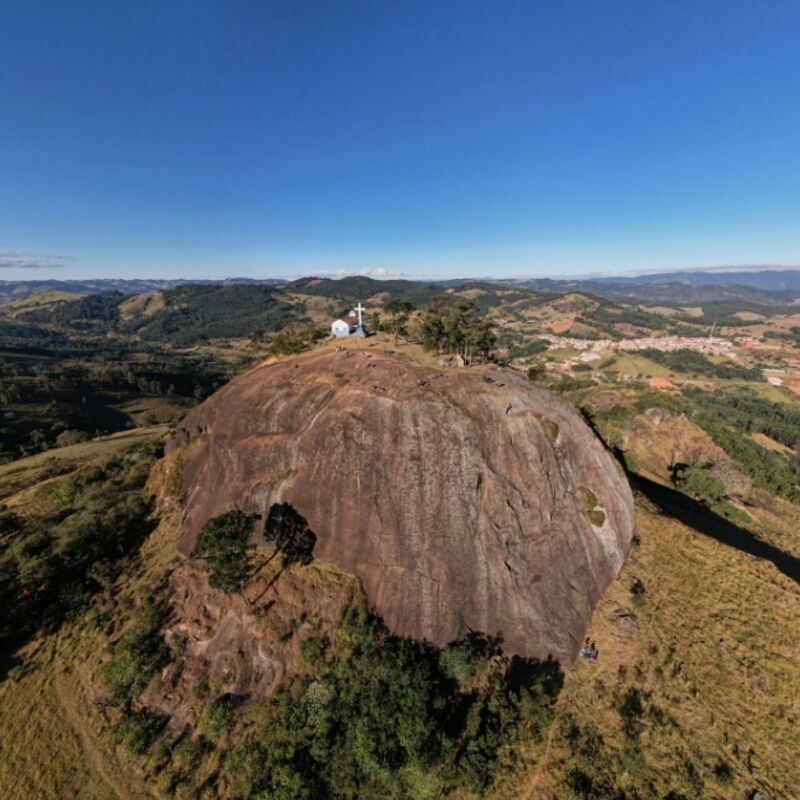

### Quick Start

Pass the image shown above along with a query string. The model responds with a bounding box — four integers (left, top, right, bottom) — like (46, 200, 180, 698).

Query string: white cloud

(305, 266, 406, 279)
(0, 250, 74, 269)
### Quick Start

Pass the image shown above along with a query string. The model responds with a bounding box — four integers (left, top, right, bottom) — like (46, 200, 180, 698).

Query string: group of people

(579, 637, 599, 662)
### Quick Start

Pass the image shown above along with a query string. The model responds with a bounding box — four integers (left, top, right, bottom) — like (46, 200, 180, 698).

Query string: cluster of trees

(420, 295, 496, 364)
(505, 337, 549, 361)
(698, 419, 800, 503)
(638, 348, 761, 381)
(577, 304, 672, 338)
(209, 610, 562, 799)
(96, 587, 563, 799)
(13, 284, 297, 345)
(373, 299, 415, 343)
(20, 290, 125, 329)
(266, 325, 327, 356)
(192, 510, 261, 593)
(126, 284, 296, 344)
(672, 464, 726, 503)
(685, 387, 800, 448)
(629, 389, 800, 503)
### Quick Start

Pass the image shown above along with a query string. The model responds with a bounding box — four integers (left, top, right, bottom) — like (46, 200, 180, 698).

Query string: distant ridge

(3, 268, 800, 306)
(587, 267, 800, 291)
(0, 277, 285, 301)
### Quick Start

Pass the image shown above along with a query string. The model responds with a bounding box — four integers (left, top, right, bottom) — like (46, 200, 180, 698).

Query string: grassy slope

(0, 436, 182, 800)
(1, 456, 796, 800)
(0, 425, 169, 502)
(505, 495, 799, 800)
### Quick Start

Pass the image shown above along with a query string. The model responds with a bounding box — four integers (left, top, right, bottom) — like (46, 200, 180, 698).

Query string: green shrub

(439, 632, 501, 688)
(673, 465, 726, 503)
(98, 595, 170, 705)
(197, 694, 243, 743)
(615, 687, 645, 739)
(110, 709, 168, 755)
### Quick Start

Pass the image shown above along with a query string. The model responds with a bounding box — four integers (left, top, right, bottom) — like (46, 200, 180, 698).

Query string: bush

(0, 443, 159, 649)
(269, 325, 326, 356)
(99, 595, 170, 705)
(673, 465, 726, 503)
(616, 687, 645, 739)
(110, 709, 168, 754)
(439, 632, 502, 688)
(197, 694, 244, 743)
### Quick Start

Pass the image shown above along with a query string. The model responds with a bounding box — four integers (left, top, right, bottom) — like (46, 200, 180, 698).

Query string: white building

(331, 302, 366, 338)
(331, 315, 358, 337)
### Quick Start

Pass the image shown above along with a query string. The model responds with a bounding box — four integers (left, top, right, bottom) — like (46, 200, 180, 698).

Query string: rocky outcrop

(169, 346, 635, 664)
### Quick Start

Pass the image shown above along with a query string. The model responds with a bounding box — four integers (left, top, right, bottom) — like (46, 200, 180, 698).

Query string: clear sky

(2, 1, 800, 281)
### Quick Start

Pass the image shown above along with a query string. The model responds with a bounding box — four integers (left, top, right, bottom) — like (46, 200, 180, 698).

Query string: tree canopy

(420, 295, 495, 364)
(192, 510, 260, 593)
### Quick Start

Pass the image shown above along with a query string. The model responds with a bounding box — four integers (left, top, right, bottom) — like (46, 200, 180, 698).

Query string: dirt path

(521, 713, 559, 798)
(51, 643, 142, 800)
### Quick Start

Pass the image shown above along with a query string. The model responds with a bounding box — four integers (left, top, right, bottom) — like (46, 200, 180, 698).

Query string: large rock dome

(169, 345, 635, 663)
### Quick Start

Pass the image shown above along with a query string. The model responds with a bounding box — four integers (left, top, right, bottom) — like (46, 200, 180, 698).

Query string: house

(331, 314, 359, 337)
(331, 303, 367, 338)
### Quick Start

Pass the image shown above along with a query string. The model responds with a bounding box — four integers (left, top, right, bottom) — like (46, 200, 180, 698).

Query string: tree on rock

(264, 503, 316, 566)
(382, 299, 414, 343)
(421, 294, 495, 365)
(192, 510, 260, 592)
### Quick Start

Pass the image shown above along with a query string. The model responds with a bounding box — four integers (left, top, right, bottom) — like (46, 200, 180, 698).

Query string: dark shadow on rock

(505, 653, 565, 698)
(629, 473, 800, 585)
(264, 502, 316, 566)
(247, 503, 318, 606)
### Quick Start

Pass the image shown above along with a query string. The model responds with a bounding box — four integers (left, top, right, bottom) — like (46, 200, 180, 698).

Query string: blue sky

(2, 1, 800, 280)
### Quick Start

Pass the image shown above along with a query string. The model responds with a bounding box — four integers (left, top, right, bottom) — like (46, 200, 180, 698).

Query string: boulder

(169, 347, 635, 664)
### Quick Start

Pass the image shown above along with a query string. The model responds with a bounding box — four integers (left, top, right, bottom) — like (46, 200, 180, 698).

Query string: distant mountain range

(589, 268, 800, 291)
(2, 268, 800, 306)
(0, 277, 286, 301)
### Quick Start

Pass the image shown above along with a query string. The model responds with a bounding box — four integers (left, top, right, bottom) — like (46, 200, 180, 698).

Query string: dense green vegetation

(14, 284, 298, 344)
(627, 389, 800, 503)
(378, 299, 415, 343)
(684, 387, 800, 448)
(265, 324, 327, 356)
(0, 443, 160, 652)
(161, 609, 563, 799)
(0, 346, 233, 460)
(99, 588, 171, 705)
(20, 290, 126, 329)
(576, 303, 672, 338)
(289, 275, 443, 309)
(673, 465, 726, 503)
(125, 285, 296, 344)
